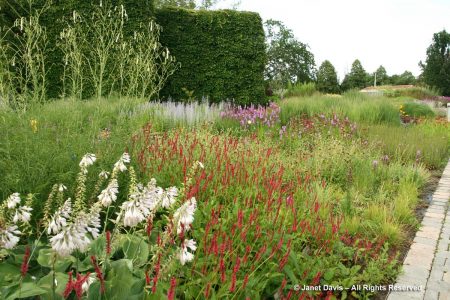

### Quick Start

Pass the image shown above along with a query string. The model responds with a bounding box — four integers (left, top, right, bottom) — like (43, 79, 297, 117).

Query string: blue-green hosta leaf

(0, 262, 21, 285)
(37, 271, 69, 300)
(120, 235, 149, 267)
(102, 259, 144, 299)
(37, 248, 75, 272)
(5, 282, 47, 300)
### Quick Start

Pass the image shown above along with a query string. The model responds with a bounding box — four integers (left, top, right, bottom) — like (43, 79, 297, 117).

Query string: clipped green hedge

(156, 7, 266, 105)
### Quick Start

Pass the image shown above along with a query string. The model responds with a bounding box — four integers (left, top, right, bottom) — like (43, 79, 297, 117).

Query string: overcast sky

(215, 0, 450, 80)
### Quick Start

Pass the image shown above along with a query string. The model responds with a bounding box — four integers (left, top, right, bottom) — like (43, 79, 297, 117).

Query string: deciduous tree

(264, 19, 316, 88)
(420, 30, 450, 95)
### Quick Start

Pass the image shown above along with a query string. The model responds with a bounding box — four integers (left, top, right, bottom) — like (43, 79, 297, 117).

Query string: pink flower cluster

(220, 102, 280, 127)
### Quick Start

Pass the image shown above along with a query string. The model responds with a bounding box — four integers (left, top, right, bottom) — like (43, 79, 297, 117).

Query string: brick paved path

(387, 160, 450, 300)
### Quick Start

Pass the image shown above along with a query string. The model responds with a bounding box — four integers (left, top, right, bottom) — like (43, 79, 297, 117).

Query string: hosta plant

(0, 153, 203, 299)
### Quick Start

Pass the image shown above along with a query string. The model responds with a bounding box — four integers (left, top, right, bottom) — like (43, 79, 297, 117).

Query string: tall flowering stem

(20, 245, 31, 277)
(91, 255, 105, 293)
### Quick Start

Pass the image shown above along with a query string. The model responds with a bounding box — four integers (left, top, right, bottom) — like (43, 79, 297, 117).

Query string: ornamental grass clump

(0, 153, 203, 299)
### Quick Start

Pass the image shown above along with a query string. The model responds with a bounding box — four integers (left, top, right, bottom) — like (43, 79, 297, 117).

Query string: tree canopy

(341, 59, 368, 90)
(264, 19, 316, 88)
(420, 30, 450, 95)
(373, 65, 388, 86)
(316, 60, 339, 94)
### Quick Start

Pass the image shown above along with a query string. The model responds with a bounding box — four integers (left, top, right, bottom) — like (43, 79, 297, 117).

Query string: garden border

(387, 159, 450, 300)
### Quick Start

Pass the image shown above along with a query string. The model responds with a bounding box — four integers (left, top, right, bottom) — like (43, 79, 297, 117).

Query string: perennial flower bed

(0, 98, 445, 299)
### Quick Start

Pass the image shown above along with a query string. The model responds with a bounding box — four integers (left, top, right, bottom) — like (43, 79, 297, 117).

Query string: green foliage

(154, 0, 236, 9)
(401, 102, 435, 118)
(59, 3, 176, 100)
(155, 0, 196, 8)
(316, 60, 340, 94)
(156, 7, 266, 105)
(285, 82, 317, 98)
(0, 0, 157, 100)
(264, 19, 316, 88)
(366, 123, 449, 169)
(280, 92, 401, 126)
(389, 71, 417, 85)
(341, 59, 368, 91)
(0, 0, 49, 110)
(1, 91, 449, 298)
(420, 30, 450, 95)
(373, 65, 389, 86)
(384, 86, 439, 99)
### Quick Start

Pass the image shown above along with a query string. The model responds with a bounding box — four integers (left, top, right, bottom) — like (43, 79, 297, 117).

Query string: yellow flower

(30, 119, 38, 133)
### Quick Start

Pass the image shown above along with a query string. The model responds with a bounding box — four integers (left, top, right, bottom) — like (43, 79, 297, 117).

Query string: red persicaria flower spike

(237, 209, 243, 229)
(146, 218, 153, 238)
(233, 257, 241, 274)
(90, 256, 105, 293)
(74, 272, 91, 300)
(229, 273, 237, 293)
(204, 283, 211, 298)
(167, 277, 177, 300)
(152, 276, 158, 294)
(157, 234, 162, 246)
(63, 271, 74, 298)
(106, 231, 111, 255)
(20, 246, 31, 277)
(242, 274, 249, 289)
(145, 270, 151, 285)
(219, 258, 226, 283)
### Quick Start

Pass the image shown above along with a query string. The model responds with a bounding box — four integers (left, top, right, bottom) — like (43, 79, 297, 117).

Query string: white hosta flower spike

(58, 184, 67, 193)
(179, 239, 197, 265)
(122, 202, 145, 227)
(47, 199, 72, 235)
(0, 225, 21, 249)
(113, 153, 130, 173)
(161, 186, 178, 208)
(174, 197, 197, 234)
(79, 153, 96, 169)
(6, 193, 21, 209)
(99, 171, 110, 180)
(13, 206, 32, 223)
(49, 207, 101, 256)
(121, 181, 164, 227)
(98, 179, 119, 207)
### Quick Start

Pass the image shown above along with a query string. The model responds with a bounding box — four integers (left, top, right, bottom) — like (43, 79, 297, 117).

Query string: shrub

(156, 7, 266, 105)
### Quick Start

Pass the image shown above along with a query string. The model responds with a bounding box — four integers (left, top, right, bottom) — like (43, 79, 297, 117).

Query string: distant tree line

(263, 20, 449, 96)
